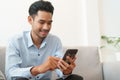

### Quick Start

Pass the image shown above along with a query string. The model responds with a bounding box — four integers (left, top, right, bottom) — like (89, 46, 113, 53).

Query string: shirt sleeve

(54, 37, 70, 79)
(55, 38, 67, 79)
(5, 39, 34, 80)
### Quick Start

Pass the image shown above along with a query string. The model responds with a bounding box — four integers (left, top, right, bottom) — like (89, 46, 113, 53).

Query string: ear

(28, 16, 33, 25)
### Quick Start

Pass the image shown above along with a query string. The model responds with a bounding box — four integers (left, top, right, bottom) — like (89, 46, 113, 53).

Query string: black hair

(28, 0, 54, 18)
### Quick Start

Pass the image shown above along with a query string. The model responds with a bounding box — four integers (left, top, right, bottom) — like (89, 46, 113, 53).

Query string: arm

(5, 40, 33, 80)
(53, 38, 76, 77)
(30, 56, 60, 76)
(58, 56, 76, 75)
(53, 37, 75, 78)
(5, 39, 61, 79)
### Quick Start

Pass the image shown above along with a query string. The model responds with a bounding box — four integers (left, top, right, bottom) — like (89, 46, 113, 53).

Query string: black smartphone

(62, 49, 78, 64)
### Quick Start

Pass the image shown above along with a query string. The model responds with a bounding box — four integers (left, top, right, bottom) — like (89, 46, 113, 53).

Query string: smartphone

(62, 49, 78, 64)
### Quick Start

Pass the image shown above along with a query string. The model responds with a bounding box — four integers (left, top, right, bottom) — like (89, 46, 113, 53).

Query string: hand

(57, 56, 76, 75)
(31, 56, 60, 76)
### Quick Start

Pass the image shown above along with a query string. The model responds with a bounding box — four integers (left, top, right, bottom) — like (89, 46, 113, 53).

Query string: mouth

(40, 29, 49, 35)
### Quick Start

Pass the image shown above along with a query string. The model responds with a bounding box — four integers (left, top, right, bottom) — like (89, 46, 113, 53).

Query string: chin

(39, 32, 49, 39)
(40, 35, 47, 39)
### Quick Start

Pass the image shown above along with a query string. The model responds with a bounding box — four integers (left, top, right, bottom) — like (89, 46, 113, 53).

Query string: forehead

(35, 11, 52, 21)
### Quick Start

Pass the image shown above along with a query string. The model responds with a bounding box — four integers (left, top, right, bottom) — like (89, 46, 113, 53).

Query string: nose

(43, 23, 50, 30)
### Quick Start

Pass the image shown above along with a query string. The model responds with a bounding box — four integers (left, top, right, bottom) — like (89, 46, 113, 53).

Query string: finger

(72, 56, 76, 62)
(51, 60, 57, 67)
(50, 63, 57, 70)
(58, 60, 69, 70)
(49, 56, 60, 65)
(57, 64, 63, 72)
(47, 56, 59, 70)
(66, 56, 76, 63)
(51, 57, 60, 66)
(60, 59, 69, 67)
(51, 56, 61, 61)
(69, 62, 76, 70)
(70, 62, 75, 68)
(58, 61, 67, 70)
(66, 56, 73, 64)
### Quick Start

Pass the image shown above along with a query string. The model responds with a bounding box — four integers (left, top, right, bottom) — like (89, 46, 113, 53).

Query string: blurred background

(0, 0, 120, 62)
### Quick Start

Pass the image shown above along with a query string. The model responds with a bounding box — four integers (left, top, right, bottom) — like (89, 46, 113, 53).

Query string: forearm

(30, 63, 50, 76)
(30, 66, 40, 76)
(6, 67, 33, 80)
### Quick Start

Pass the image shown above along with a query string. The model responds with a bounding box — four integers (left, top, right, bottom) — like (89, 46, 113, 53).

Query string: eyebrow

(39, 19, 53, 22)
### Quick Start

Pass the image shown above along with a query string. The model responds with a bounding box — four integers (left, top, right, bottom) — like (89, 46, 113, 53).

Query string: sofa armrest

(103, 61, 120, 80)
(0, 70, 5, 80)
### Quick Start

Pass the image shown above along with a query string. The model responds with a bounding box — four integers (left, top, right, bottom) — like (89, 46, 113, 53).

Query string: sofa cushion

(65, 46, 103, 80)
(1, 46, 103, 80)
(0, 46, 6, 74)
(0, 70, 5, 80)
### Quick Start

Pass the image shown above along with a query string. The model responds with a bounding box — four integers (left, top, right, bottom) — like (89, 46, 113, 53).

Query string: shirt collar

(27, 31, 48, 48)
(27, 31, 34, 48)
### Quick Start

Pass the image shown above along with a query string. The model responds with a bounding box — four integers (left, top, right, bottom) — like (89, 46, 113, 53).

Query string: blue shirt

(5, 31, 64, 80)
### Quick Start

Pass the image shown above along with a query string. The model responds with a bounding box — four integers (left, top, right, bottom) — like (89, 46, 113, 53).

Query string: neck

(31, 32, 44, 48)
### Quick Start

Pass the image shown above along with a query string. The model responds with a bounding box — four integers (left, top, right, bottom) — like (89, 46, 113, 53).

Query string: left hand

(57, 56, 76, 75)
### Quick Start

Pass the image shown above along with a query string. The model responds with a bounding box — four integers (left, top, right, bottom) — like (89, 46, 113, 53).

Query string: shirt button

(29, 77, 32, 79)
(37, 76, 39, 78)
(38, 54, 40, 56)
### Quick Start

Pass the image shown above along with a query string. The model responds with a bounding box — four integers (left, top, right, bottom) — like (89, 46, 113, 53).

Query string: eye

(48, 22, 52, 25)
(39, 21, 44, 24)
(38, 20, 45, 24)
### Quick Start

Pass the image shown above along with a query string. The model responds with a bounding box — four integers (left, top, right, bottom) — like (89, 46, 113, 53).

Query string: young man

(5, 0, 83, 80)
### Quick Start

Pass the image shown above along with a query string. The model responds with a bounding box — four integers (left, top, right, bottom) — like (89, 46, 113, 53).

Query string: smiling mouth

(40, 29, 49, 35)
(41, 29, 49, 33)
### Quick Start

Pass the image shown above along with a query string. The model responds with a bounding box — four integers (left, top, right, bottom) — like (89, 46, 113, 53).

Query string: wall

(0, 0, 119, 62)
(86, 0, 100, 46)
(98, 0, 120, 62)
(0, 0, 100, 47)
(50, 0, 101, 46)
(99, 0, 120, 37)
(50, 0, 85, 46)
(0, 0, 32, 46)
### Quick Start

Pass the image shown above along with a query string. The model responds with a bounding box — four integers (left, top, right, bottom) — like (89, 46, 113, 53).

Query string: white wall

(0, 0, 32, 46)
(50, 0, 85, 46)
(99, 0, 120, 62)
(0, 0, 119, 62)
(51, 0, 101, 46)
(99, 0, 120, 37)
(86, 0, 100, 46)
(0, 0, 100, 47)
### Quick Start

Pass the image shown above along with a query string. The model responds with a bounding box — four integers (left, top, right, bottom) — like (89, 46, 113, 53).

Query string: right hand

(31, 56, 60, 76)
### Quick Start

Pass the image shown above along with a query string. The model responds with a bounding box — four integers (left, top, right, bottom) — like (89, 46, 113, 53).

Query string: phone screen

(62, 49, 78, 64)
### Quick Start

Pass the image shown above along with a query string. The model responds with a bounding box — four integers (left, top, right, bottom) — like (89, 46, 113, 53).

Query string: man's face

(29, 11, 53, 39)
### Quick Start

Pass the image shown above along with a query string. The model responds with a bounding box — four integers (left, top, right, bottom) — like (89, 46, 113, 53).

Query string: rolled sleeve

(5, 39, 34, 80)
(7, 67, 35, 80)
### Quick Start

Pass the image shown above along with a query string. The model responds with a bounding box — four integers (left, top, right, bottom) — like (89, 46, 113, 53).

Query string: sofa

(0, 46, 120, 80)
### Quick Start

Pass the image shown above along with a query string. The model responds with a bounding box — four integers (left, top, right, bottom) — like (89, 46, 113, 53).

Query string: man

(5, 0, 83, 80)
